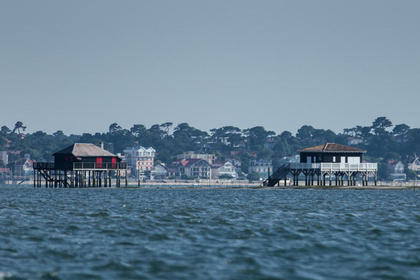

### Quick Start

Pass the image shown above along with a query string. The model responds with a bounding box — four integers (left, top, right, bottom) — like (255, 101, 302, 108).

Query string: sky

(1, 0, 419, 135)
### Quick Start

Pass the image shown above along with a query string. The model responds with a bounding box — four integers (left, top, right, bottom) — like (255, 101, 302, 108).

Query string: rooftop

(54, 143, 116, 157)
(298, 143, 365, 153)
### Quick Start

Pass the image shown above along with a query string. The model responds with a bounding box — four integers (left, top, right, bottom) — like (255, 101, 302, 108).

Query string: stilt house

(33, 143, 127, 188)
(263, 143, 377, 187)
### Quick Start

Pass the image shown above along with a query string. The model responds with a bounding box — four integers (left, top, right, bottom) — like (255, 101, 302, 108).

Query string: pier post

(64, 171, 67, 187)
(109, 171, 111, 187)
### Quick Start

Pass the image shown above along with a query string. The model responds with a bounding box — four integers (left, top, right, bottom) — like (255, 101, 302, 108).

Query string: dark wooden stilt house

(33, 143, 127, 188)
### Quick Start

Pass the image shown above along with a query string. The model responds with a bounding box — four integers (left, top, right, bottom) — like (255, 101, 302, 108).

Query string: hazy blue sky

(1, 0, 419, 134)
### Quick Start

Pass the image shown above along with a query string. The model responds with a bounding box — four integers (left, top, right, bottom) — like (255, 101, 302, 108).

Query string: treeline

(1, 117, 419, 179)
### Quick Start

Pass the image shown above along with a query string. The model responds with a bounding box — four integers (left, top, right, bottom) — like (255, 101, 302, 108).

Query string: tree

(392, 124, 410, 136)
(160, 122, 173, 137)
(296, 125, 315, 140)
(244, 126, 275, 151)
(130, 124, 146, 137)
(372, 117, 392, 135)
(12, 121, 26, 134)
(109, 123, 122, 134)
(0, 126, 11, 135)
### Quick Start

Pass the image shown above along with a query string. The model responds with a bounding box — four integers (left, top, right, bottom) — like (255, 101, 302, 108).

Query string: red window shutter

(96, 157, 102, 168)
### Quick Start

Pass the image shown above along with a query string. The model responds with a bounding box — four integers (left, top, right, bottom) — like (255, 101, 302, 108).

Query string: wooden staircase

(263, 164, 290, 187)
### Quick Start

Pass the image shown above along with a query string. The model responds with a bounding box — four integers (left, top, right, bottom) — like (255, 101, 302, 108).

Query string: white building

(248, 159, 273, 179)
(0, 151, 8, 166)
(408, 156, 420, 172)
(151, 163, 168, 179)
(123, 146, 156, 176)
(212, 161, 238, 179)
(176, 152, 216, 165)
(390, 161, 406, 181)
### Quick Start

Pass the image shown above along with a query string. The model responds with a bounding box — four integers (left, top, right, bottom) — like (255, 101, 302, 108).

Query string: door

(306, 156, 312, 163)
(341, 156, 346, 163)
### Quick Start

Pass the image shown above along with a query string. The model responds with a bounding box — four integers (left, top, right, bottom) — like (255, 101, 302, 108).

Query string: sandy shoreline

(2, 182, 419, 190)
(122, 184, 419, 190)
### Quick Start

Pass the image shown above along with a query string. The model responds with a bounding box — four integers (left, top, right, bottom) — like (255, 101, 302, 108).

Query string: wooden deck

(264, 162, 378, 187)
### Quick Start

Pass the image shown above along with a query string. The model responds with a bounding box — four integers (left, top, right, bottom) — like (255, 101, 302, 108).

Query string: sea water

(0, 185, 419, 279)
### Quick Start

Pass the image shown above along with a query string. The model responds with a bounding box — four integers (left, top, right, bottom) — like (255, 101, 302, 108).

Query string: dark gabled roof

(53, 143, 116, 157)
(298, 143, 365, 153)
(184, 158, 210, 167)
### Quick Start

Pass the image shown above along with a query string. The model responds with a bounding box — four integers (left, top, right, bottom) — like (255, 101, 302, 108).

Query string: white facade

(248, 160, 273, 179)
(123, 146, 156, 175)
(0, 151, 8, 166)
(212, 161, 238, 179)
(151, 163, 168, 179)
(408, 157, 420, 172)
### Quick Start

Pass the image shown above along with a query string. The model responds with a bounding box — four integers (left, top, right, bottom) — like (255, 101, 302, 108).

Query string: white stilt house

(264, 143, 378, 187)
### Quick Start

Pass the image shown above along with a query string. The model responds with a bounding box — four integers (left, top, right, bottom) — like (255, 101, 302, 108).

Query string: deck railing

(290, 163, 377, 171)
(33, 162, 127, 170)
(73, 162, 127, 170)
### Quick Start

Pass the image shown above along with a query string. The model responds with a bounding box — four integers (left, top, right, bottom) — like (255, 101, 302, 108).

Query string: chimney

(100, 142, 104, 150)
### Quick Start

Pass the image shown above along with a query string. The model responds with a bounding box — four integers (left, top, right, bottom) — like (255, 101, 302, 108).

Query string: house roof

(184, 158, 210, 167)
(54, 143, 116, 157)
(298, 143, 365, 153)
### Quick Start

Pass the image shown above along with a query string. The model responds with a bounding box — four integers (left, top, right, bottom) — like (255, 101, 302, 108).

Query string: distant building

(347, 137, 363, 146)
(151, 163, 168, 179)
(184, 159, 211, 178)
(212, 161, 238, 179)
(248, 159, 273, 179)
(226, 158, 241, 169)
(169, 159, 211, 179)
(0, 151, 8, 166)
(389, 160, 406, 181)
(12, 157, 34, 177)
(123, 146, 156, 176)
(0, 167, 10, 183)
(22, 159, 34, 175)
(176, 152, 216, 165)
(277, 155, 300, 164)
(408, 156, 420, 172)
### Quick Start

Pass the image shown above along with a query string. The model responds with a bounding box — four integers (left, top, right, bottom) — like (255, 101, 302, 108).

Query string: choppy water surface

(0, 186, 419, 280)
